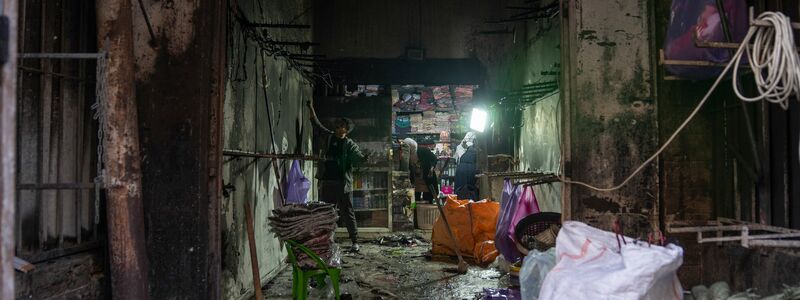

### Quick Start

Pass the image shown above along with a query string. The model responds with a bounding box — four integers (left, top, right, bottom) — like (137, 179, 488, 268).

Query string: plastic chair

(285, 240, 341, 300)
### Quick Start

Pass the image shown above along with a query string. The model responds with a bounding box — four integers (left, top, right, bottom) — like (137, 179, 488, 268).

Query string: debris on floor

(372, 233, 427, 247)
(690, 282, 800, 300)
(480, 287, 520, 300)
(263, 233, 508, 299)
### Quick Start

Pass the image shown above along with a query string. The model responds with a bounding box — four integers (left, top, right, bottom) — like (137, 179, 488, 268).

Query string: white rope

(563, 11, 800, 192)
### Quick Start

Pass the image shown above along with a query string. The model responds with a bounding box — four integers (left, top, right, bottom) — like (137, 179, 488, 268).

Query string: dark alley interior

(2, 0, 800, 299)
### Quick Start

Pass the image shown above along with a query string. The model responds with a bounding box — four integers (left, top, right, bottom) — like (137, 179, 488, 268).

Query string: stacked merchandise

(409, 114, 423, 133)
(394, 115, 411, 134)
(434, 112, 451, 133)
(393, 85, 423, 111)
(419, 111, 437, 133)
(391, 85, 476, 143)
(431, 86, 453, 109)
(453, 85, 473, 110)
(418, 87, 435, 111)
(268, 202, 339, 269)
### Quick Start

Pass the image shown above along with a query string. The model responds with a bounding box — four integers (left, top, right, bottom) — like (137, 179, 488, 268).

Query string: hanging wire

(228, 1, 334, 87)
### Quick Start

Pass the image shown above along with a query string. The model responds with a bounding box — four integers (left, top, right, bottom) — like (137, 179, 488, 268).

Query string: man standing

(318, 118, 366, 252)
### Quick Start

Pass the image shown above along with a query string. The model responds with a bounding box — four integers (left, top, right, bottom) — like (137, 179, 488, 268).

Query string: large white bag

(538, 221, 684, 300)
(520, 247, 557, 300)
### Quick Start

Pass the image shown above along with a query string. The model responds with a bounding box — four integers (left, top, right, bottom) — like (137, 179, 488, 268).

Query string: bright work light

(470, 108, 487, 132)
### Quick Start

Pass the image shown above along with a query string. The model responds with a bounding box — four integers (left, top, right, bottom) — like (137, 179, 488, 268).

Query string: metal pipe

(222, 149, 322, 161)
(17, 183, 99, 190)
(246, 23, 310, 29)
(96, 0, 150, 298)
(18, 53, 104, 59)
(270, 41, 319, 47)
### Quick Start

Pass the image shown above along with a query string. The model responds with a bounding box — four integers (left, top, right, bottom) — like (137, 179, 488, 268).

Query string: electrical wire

(562, 10, 800, 192)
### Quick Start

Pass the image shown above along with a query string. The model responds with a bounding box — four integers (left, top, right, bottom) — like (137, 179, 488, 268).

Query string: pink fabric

(508, 186, 541, 242)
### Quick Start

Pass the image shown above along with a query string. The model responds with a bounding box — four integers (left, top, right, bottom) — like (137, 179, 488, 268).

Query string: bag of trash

(520, 248, 557, 300)
(431, 196, 500, 262)
(285, 160, 310, 204)
(431, 197, 476, 257)
(538, 221, 684, 300)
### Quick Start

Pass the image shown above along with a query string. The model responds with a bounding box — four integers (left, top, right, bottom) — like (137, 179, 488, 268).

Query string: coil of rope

(563, 10, 800, 192)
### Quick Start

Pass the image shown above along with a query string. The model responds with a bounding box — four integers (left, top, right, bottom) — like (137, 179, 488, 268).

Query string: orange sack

(431, 196, 500, 265)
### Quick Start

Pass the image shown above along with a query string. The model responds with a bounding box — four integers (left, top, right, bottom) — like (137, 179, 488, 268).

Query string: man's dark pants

(321, 180, 358, 243)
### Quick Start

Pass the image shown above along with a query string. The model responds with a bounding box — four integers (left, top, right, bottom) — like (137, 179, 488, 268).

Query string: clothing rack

(222, 149, 323, 161)
(479, 171, 561, 186)
(516, 174, 560, 186)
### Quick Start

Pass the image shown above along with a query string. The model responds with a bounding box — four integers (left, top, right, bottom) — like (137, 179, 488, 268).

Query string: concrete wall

(701, 245, 800, 295)
(221, 0, 314, 298)
(131, 0, 226, 298)
(562, 0, 658, 235)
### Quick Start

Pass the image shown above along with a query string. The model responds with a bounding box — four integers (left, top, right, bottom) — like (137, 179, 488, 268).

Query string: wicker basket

(514, 212, 562, 252)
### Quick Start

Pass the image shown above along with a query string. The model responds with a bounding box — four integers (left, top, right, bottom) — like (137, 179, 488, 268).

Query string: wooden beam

(244, 201, 264, 300)
(96, 0, 150, 298)
(0, 0, 18, 297)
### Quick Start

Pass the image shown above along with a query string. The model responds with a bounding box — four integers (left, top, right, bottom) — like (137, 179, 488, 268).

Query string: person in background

(454, 132, 479, 200)
(318, 118, 367, 252)
(403, 138, 439, 204)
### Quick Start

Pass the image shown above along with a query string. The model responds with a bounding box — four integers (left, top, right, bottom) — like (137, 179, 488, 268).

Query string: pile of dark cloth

(269, 202, 339, 269)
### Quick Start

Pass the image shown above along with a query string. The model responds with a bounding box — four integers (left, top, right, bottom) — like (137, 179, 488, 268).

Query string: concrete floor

(262, 232, 510, 299)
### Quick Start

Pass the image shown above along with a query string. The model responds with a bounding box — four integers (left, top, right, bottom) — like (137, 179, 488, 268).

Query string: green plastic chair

(285, 240, 341, 300)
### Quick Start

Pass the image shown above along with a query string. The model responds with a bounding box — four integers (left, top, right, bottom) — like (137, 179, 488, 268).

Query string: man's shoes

(350, 243, 360, 253)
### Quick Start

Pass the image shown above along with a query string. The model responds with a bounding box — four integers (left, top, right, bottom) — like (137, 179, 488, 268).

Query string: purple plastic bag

(482, 288, 521, 300)
(664, 0, 747, 80)
(286, 160, 310, 204)
(495, 179, 522, 263)
(508, 186, 541, 243)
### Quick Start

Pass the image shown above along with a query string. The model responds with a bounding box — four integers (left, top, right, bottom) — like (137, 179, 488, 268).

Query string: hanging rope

(563, 10, 800, 192)
(90, 53, 108, 225)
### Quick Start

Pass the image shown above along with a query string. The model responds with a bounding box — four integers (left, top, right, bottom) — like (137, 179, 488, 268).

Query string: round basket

(514, 212, 562, 252)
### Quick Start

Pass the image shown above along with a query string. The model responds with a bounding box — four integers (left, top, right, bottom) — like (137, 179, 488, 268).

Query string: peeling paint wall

(221, 0, 314, 299)
(131, 0, 226, 298)
(563, 0, 658, 235)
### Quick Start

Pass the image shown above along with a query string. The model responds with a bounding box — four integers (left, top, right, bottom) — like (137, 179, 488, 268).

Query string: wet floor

(262, 232, 509, 299)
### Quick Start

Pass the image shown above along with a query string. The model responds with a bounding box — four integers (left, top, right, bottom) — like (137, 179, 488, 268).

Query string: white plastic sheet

(539, 221, 684, 300)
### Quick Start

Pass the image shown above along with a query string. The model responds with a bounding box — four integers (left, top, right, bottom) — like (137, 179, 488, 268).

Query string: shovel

(432, 185, 468, 274)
